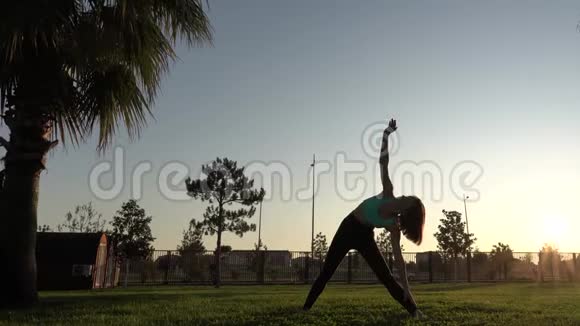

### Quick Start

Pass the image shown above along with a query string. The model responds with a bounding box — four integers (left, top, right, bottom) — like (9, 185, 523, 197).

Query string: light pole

(257, 199, 263, 250)
(463, 194, 472, 282)
(463, 194, 470, 237)
(310, 154, 316, 255)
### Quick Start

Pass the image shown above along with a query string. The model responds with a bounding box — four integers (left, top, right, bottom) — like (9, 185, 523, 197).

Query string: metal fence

(117, 250, 580, 286)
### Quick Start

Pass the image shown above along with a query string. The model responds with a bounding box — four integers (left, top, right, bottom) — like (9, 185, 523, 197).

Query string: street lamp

(463, 194, 470, 236)
(310, 154, 316, 256)
(257, 198, 263, 250)
(463, 194, 473, 282)
(463, 194, 471, 255)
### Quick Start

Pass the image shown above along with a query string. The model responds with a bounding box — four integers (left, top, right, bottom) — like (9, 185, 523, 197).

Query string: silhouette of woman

(303, 119, 425, 318)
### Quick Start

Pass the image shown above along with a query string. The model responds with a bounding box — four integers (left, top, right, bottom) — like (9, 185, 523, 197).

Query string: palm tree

(0, 0, 211, 307)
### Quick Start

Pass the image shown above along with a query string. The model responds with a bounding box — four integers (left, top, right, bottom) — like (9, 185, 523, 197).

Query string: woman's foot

(412, 309, 426, 320)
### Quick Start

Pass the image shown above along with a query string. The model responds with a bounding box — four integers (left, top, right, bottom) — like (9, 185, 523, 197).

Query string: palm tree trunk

(0, 164, 41, 307)
(0, 86, 58, 307)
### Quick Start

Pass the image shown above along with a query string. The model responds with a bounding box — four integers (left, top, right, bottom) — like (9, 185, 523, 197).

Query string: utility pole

(258, 199, 263, 250)
(463, 194, 470, 237)
(310, 154, 316, 255)
(463, 194, 472, 282)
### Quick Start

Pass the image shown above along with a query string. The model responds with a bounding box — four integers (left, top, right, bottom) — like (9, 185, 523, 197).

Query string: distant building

(222, 250, 254, 267)
(416, 252, 430, 268)
(265, 251, 292, 266)
(36, 232, 117, 290)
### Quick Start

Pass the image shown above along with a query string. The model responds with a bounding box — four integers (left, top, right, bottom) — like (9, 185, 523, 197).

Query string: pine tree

(185, 157, 264, 287)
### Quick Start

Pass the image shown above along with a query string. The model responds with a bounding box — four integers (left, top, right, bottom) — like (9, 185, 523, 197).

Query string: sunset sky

(3, 1, 579, 253)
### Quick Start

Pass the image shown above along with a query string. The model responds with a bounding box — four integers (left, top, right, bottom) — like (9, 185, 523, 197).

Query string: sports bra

(361, 195, 397, 228)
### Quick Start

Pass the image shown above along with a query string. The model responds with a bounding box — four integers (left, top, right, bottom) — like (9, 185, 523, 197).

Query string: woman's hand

(385, 118, 398, 135)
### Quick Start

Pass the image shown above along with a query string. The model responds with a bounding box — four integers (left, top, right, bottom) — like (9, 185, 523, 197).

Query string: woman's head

(395, 196, 425, 245)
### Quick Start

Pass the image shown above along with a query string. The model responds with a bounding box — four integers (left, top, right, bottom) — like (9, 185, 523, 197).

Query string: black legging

(303, 214, 417, 314)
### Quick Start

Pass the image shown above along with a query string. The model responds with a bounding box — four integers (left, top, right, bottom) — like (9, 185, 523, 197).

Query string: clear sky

(3, 0, 580, 253)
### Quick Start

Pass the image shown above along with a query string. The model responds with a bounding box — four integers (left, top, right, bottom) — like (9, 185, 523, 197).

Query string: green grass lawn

(1, 283, 579, 325)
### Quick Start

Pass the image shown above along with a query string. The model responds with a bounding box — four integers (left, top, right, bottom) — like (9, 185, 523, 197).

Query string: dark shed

(36, 232, 108, 290)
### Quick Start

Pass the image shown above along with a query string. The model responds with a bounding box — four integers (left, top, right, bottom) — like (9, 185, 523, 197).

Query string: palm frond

(113, 0, 212, 45)
(78, 63, 150, 150)
(0, 0, 79, 112)
(1, 0, 212, 151)
(69, 8, 176, 102)
(53, 75, 84, 147)
(0, 0, 79, 64)
(149, 0, 213, 45)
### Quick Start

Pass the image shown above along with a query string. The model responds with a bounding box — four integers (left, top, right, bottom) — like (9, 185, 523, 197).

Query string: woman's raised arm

(380, 119, 397, 198)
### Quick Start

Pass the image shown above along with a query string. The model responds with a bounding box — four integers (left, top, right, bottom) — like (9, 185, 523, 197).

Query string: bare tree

(57, 202, 106, 233)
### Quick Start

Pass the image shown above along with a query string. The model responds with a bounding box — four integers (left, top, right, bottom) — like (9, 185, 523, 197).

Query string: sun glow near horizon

(536, 215, 571, 252)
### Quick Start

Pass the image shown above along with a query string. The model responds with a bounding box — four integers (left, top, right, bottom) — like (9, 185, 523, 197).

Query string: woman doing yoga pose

(303, 119, 425, 318)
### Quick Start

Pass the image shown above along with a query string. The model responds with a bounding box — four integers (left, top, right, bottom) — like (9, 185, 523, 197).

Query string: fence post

(503, 262, 508, 281)
(164, 251, 171, 284)
(538, 252, 544, 282)
(257, 251, 265, 284)
(572, 253, 578, 281)
(428, 251, 433, 283)
(467, 252, 472, 283)
(141, 259, 146, 284)
(124, 259, 129, 287)
(347, 252, 352, 284)
(304, 254, 310, 284)
(550, 253, 555, 282)
(573, 253, 577, 282)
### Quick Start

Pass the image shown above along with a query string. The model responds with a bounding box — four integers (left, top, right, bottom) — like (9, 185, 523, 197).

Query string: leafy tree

(178, 219, 205, 253)
(219, 245, 233, 254)
(37, 225, 52, 232)
(540, 243, 559, 254)
(539, 243, 561, 280)
(471, 249, 490, 266)
(375, 229, 404, 258)
(471, 248, 488, 263)
(177, 219, 209, 283)
(185, 157, 265, 287)
(0, 1, 211, 306)
(521, 253, 534, 265)
(434, 210, 476, 280)
(109, 200, 155, 260)
(312, 232, 329, 261)
(490, 242, 514, 280)
(470, 249, 492, 280)
(57, 202, 106, 233)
